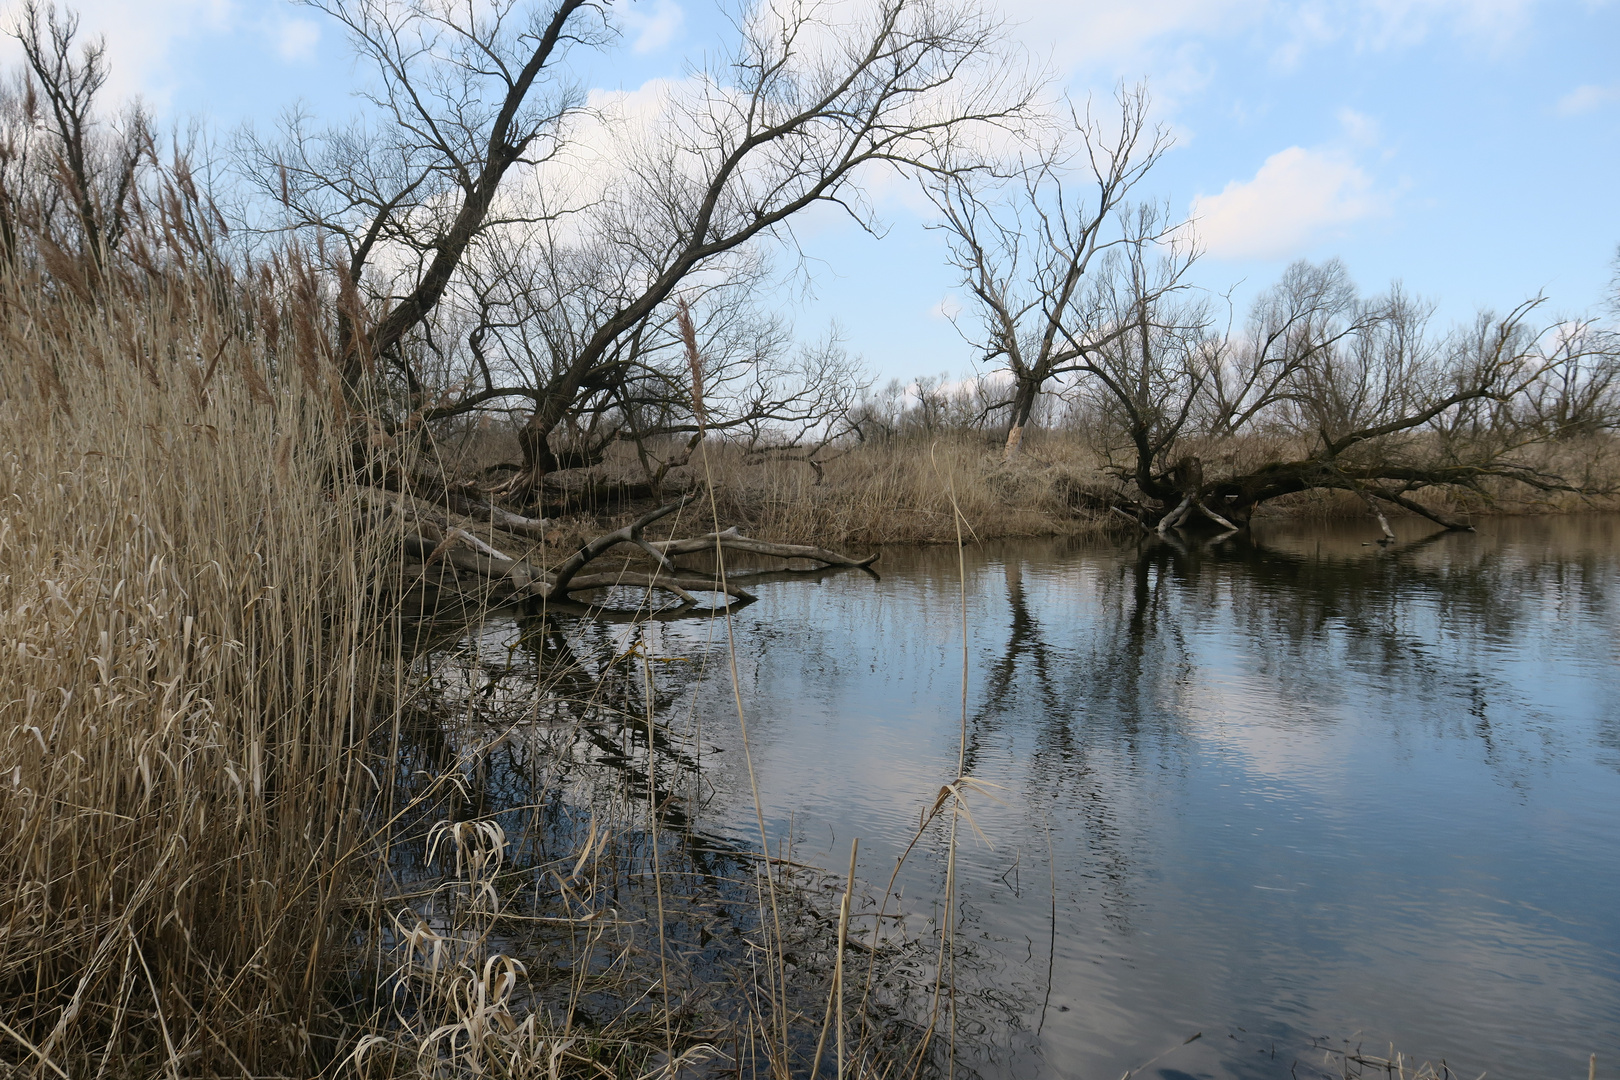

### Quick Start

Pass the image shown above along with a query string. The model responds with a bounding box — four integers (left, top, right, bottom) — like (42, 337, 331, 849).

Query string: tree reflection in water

(379, 517, 1620, 1080)
(689, 516, 1620, 1080)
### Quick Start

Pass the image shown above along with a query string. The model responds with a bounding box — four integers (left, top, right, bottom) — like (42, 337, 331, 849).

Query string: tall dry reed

(0, 251, 947, 1079)
(0, 257, 385, 1077)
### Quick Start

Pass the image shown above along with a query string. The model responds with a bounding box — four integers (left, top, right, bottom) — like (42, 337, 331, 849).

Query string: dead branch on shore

(381, 491, 877, 615)
(648, 526, 881, 569)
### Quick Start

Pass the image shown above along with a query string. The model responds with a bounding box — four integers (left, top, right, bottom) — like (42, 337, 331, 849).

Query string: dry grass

(0, 255, 950, 1079)
(427, 423, 1620, 558)
(704, 436, 1112, 546)
(438, 433, 1116, 552)
(0, 260, 385, 1075)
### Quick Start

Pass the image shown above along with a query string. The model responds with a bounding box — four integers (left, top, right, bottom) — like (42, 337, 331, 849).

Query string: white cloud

(1269, 0, 1542, 59)
(994, 0, 1545, 86)
(618, 0, 684, 55)
(1190, 146, 1388, 260)
(930, 295, 963, 321)
(1354, 0, 1540, 51)
(998, 0, 1264, 78)
(275, 17, 321, 64)
(0, 0, 233, 106)
(1270, 4, 1339, 71)
(1555, 84, 1620, 117)
(1336, 107, 1380, 147)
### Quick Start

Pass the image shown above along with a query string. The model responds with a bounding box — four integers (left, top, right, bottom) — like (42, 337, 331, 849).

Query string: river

(431, 514, 1620, 1079)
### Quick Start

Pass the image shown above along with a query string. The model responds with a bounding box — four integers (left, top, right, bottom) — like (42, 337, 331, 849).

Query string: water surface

(448, 515, 1620, 1078)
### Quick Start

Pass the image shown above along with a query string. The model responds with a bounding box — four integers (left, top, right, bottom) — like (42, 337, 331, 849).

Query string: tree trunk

(1003, 377, 1040, 461)
(1380, 490, 1475, 532)
(497, 421, 560, 505)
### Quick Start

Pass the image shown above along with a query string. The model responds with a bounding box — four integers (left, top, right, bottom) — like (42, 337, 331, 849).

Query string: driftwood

(404, 532, 753, 605)
(1110, 506, 1149, 533)
(444, 489, 551, 540)
(1193, 499, 1237, 531)
(403, 535, 545, 591)
(428, 527, 512, 563)
(548, 497, 697, 595)
(649, 526, 881, 570)
(392, 493, 870, 613)
(564, 572, 757, 604)
(1156, 494, 1194, 537)
(1357, 489, 1398, 543)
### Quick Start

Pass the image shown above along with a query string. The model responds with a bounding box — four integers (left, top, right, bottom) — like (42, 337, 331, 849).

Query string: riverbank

(428, 429, 1620, 560)
(5, 253, 1610, 1075)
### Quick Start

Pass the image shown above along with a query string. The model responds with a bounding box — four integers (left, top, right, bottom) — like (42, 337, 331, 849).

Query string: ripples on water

(433, 515, 1620, 1079)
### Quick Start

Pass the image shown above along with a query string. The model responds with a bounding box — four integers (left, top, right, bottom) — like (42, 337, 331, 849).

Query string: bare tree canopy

(1072, 260, 1620, 532)
(238, 0, 1035, 505)
(928, 85, 1620, 530)
(238, 0, 608, 388)
(927, 84, 1186, 459)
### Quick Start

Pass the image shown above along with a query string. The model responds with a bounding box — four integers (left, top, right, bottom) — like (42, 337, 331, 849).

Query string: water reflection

(678, 516, 1620, 1080)
(408, 516, 1620, 1079)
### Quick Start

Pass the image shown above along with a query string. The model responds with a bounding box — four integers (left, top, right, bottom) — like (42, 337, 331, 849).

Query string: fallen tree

(371, 492, 880, 615)
(1044, 262, 1620, 535)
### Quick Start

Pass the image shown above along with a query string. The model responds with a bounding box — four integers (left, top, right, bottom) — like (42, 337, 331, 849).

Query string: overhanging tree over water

(1077, 264, 1620, 533)
(931, 87, 1620, 531)
(241, 0, 1035, 503)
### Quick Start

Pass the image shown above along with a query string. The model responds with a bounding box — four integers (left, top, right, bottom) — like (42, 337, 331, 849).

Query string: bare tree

(470, 0, 1028, 499)
(1065, 230, 1218, 500)
(4, 2, 149, 272)
(927, 84, 1183, 458)
(246, 0, 1030, 504)
(421, 221, 869, 494)
(1071, 262, 1620, 533)
(237, 0, 607, 388)
(932, 92, 1620, 530)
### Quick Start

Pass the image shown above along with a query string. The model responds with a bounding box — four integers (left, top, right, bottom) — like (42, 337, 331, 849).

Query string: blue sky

(3, 0, 1616, 384)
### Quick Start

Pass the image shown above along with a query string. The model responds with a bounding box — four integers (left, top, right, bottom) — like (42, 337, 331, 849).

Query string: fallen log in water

(648, 526, 881, 570)
(402, 535, 545, 592)
(389, 491, 874, 614)
(562, 572, 758, 604)
(443, 489, 551, 539)
(402, 532, 749, 604)
(548, 497, 698, 596)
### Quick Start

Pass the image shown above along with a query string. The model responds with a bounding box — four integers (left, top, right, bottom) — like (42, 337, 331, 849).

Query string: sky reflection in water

(622, 515, 1620, 1080)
